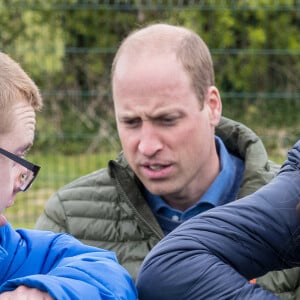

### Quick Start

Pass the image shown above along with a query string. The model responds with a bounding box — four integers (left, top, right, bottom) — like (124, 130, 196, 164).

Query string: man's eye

(161, 117, 176, 125)
(123, 119, 141, 127)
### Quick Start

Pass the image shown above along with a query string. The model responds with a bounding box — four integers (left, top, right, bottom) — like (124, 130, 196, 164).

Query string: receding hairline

(111, 24, 195, 76)
(125, 23, 191, 47)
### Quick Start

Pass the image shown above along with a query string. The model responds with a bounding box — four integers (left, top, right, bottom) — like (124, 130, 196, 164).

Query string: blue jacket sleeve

(0, 226, 137, 300)
(136, 140, 300, 300)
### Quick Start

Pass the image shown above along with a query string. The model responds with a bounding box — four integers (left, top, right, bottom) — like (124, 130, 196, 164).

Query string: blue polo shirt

(144, 136, 245, 235)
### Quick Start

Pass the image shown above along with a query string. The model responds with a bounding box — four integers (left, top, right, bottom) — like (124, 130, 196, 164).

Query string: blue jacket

(0, 223, 137, 299)
(136, 140, 300, 300)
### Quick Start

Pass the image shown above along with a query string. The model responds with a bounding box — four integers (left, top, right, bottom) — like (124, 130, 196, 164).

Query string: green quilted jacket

(35, 117, 299, 299)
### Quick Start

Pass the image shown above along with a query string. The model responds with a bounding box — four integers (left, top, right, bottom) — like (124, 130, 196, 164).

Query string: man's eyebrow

(146, 111, 181, 119)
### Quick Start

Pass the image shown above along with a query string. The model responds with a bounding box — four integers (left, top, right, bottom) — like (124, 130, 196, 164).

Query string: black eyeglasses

(0, 147, 40, 191)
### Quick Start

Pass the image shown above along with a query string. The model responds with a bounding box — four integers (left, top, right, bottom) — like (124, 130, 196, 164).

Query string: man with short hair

(35, 23, 297, 298)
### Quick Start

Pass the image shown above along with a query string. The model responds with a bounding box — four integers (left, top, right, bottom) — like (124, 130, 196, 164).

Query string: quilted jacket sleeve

(136, 140, 300, 300)
(256, 267, 300, 300)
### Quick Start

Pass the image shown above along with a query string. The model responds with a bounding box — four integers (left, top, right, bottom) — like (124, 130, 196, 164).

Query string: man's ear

(206, 85, 222, 127)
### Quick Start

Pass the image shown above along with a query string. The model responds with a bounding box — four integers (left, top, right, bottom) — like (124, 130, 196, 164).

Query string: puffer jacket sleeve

(256, 268, 300, 300)
(34, 170, 100, 233)
(0, 225, 137, 300)
(136, 140, 300, 300)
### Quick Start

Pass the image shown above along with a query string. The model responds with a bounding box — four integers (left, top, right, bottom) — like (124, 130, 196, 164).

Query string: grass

(6, 151, 118, 229)
(6, 149, 286, 230)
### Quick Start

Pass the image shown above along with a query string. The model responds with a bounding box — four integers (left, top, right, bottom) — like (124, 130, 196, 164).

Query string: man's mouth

(148, 165, 164, 171)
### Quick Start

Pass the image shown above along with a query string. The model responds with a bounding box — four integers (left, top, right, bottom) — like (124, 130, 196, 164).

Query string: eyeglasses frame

(0, 147, 40, 191)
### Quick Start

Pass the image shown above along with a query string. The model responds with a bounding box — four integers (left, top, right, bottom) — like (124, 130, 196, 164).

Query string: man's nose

(138, 123, 163, 157)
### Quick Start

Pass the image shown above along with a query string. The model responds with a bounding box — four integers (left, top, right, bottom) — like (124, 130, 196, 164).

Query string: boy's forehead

(3, 101, 36, 150)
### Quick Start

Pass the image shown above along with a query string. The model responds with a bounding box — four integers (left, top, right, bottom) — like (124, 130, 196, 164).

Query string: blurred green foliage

(0, 0, 299, 157)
